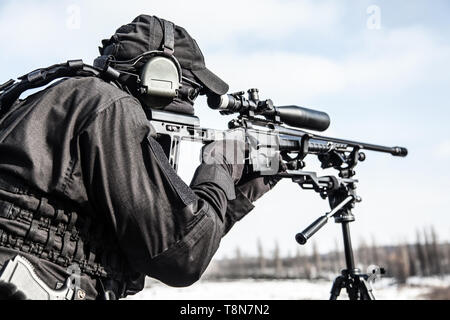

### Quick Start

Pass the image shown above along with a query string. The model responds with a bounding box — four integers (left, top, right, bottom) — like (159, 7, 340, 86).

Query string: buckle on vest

(0, 255, 86, 300)
(67, 60, 84, 70)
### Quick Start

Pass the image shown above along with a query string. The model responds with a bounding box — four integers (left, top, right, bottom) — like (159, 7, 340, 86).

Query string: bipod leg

(358, 277, 375, 300)
(344, 274, 376, 300)
(345, 276, 360, 300)
(329, 275, 345, 300)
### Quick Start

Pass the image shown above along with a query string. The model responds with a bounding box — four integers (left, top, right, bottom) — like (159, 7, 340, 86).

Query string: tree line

(205, 226, 450, 284)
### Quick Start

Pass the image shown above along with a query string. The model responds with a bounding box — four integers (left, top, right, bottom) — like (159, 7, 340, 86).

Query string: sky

(0, 0, 449, 259)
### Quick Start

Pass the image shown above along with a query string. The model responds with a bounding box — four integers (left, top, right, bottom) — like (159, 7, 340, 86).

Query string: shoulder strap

(0, 60, 111, 118)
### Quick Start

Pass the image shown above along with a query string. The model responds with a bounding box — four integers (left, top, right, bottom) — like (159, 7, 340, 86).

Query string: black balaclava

(119, 67, 199, 115)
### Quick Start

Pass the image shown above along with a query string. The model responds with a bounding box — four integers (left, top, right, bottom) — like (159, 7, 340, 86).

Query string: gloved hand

(193, 139, 286, 203)
(235, 174, 279, 203)
(191, 139, 246, 201)
(0, 281, 27, 300)
(236, 157, 287, 203)
(200, 139, 246, 183)
(221, 156, 286, 234)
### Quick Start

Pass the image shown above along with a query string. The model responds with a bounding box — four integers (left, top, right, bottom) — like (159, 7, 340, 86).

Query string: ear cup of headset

(140, 55, 182, 97)
(138, 54, 182, 109)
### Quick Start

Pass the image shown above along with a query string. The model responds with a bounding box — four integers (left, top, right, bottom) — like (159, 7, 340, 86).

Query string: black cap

(99, 15, 229, 95)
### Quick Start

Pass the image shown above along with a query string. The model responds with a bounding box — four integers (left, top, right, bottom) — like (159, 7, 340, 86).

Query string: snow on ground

(126, 277, 450, 300)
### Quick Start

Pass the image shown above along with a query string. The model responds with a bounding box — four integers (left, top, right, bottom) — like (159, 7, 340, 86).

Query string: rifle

(150, 88, 406, 173)
(149, 88, 408, 300)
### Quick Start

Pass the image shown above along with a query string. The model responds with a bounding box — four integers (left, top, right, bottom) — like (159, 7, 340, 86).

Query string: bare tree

(294, 247, 303, 277)
(416, 230, 429, 276)
(273, 240, 283, 275)
(429, 226, 442, 275)
(357, 237, 370, 267)
(396, 244, 411, 284)
(234, 246, 243, 277)
(370, 235, 379, 265)
(445, 241, 450, 274)
(406, 244, 417, 277)
(257, 238, 266, 271)
(334, 238, 343, 271)
(312, 241, 322, 278)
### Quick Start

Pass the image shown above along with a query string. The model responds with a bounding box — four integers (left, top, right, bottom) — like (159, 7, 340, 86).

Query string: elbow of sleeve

(146, 247, 210, 288)
(145, 212, 221, 287)
(169, 264, 204, 288)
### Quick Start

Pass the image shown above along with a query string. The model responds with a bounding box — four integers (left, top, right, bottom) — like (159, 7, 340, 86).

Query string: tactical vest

(0, 60, 132, 282)
(0, 61, 146, 298)
(0, 175, 132, 282)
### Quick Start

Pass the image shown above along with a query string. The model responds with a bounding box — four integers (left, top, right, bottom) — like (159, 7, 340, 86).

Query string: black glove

(0, 281, 27, 300)
(235, 173, 280, 203)
(200, 139, 245, 183)
(221, 157, 286, 234)
(236, 155, 287, 203)
(193, 140, 285, 202)
(191, 140, 246, 201)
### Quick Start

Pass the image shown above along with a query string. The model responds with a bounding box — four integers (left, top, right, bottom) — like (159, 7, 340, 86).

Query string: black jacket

(0, 76, 254, 299)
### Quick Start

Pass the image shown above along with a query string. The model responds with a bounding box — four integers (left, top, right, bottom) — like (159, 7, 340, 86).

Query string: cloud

(1, 1, 447, 103)
(0, 0, 342, 55)
(83, 0, 344, 43)
(0, 0, 344, 80)
(205, 26, 450, 105)
(434, 140, 450, 159)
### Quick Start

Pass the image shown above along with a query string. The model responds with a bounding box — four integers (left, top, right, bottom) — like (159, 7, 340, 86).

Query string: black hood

(99, 14, 229, 96)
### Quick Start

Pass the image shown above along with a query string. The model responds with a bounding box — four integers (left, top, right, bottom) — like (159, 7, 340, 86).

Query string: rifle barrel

(273, 124, 408, 157)
(313, 134, 408, 157)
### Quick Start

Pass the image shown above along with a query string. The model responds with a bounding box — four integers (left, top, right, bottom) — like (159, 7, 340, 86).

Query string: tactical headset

(93, 17, 203, 105)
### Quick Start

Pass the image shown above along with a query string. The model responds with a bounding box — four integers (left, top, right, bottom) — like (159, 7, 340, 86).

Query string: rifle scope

(207, 89, 331, 132)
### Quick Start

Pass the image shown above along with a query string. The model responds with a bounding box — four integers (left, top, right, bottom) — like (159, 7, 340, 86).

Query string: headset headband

(160, 19, 175, 55)
(94, 17, 176, 69)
